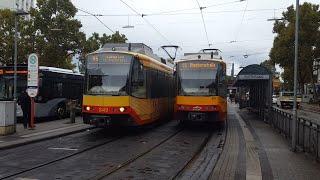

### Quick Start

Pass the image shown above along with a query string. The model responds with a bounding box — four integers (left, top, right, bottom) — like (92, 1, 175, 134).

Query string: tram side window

(146, 68, 172, 99)
(131, 60, 146, 98)
(218, 65, 227, 98)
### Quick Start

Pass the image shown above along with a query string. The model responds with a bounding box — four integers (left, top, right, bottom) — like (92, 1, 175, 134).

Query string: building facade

(0, 0, 35, 19)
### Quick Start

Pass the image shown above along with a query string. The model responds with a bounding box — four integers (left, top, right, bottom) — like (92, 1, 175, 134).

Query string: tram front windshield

(178, 61, 218, 96)
(86, 53, 132, 95)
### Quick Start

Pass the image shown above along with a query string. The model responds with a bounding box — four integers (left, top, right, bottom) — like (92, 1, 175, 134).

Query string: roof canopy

(234, 64, 271, 87)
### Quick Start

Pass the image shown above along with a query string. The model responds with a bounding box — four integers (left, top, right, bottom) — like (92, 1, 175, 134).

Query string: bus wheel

(57, 104, 66, 119)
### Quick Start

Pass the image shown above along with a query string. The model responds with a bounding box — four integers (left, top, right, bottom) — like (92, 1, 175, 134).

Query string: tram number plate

(98, 107, 109, 113)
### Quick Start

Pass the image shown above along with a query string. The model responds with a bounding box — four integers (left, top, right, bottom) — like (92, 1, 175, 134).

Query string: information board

(27, 53, 39, 97)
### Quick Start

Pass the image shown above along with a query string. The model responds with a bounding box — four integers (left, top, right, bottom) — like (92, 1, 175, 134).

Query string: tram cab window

(131, 59, 146, 98)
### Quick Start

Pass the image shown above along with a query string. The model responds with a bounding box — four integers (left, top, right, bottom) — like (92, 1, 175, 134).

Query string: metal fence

(269, 107, 320, 161)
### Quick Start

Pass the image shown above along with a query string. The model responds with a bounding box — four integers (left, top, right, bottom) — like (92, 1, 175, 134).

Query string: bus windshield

(86, 53, 132, 95)
(0, 75, 27, 100)
(178, 61, 218, 96)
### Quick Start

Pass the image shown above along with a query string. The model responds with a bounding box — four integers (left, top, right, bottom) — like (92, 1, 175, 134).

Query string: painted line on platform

(48, 147, 79, 151)
(236, 112, 262, 180)
(234, 113, 246, 180)
(237, 111, 274, 180)
(20, 124, 85, 138)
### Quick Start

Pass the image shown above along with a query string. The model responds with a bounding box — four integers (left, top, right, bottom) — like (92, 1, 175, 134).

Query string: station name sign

(180, 62, 217, 70)
(238, 74, 270, 80)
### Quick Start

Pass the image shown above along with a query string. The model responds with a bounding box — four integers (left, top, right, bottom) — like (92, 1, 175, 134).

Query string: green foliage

(0, 9, 34, 65)
(82, 31, 127, 55)
(0, 9, 15, 65)
(260, 59, 275, 73)
(33, 0, 86, 69)
(269, 2, 320, 91)
(0, 0, 127, 71)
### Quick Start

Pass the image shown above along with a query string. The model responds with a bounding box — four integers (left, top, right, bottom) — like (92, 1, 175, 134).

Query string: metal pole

(292, 0, 300, 151)
(30, 97, 35, 129)
(13, 14, 18, 125)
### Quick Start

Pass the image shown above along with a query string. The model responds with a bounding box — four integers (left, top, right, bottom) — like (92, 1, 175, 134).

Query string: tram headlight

(85, 106, 91, 111)
(119, 107, 125, 112)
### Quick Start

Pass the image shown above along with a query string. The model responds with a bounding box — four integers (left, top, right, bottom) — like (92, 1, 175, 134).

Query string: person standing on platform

(18, 90, 31, 129)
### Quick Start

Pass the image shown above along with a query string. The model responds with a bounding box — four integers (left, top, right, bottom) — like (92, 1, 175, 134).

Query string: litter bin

(0, 101, 16, 135)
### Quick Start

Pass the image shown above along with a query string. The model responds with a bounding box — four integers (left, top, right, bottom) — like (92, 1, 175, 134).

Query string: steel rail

(0, 136, 123, 179)
(92, 128, 183, 179)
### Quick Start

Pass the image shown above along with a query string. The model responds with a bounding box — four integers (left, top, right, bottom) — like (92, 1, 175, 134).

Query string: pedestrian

(18, 90, 31, 129)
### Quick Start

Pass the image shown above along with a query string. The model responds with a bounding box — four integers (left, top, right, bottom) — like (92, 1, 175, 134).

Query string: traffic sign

(27, 88, 38, 98)
(27, 53, 39, 97)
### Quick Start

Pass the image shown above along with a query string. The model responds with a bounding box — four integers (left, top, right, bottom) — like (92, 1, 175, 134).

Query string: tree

(0, 9, 34, 65)
(269, 3, 320, 92)
(82, 31, 127, 55)
(32, 0, 86, 69)
(0, 9, 15, 65)
(260, 59, 275, 73)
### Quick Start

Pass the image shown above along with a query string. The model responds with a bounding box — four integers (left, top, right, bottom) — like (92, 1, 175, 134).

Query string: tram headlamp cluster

(85, 106, 91, 111)
(119, 107, 125, 112)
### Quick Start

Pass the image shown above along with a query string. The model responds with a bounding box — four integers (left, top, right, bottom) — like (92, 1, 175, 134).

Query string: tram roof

(175, 49, 224, 63)
(87, 43, 173, 74)
(99, 43, 157, 59)
(233, 64, 271, 87)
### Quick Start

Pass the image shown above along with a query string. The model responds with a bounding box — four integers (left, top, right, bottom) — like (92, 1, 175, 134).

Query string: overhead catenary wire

(76, 8, 115, 33)
(119, 0, 171, 44)
(234, 0, 249, 41)
(75, 8, 286, 17)
(145, 0, 245, 16)
(195, 0, 210, 47)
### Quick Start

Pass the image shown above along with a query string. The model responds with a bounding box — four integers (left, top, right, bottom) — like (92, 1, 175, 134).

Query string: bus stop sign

(27, 53, 39, 97)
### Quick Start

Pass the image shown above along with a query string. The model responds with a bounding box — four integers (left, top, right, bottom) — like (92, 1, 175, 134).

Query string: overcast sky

(72, 0, 319, 74)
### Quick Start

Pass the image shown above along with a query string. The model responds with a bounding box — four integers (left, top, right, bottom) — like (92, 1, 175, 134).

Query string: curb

(0, 125, 94, 151)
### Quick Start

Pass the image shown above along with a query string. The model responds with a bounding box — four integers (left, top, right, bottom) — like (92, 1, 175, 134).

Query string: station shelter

(233, 64, 272, 121)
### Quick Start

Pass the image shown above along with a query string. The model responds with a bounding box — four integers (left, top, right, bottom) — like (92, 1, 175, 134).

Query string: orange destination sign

(180, 62, 217, 69)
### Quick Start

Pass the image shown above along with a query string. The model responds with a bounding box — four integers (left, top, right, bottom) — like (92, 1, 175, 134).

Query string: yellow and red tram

(82, 43, 174, 127)
(174, 49, 227, 124)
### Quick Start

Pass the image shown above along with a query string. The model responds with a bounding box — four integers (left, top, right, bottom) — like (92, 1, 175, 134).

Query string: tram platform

(211, 103, 320, 180)
(0, 117, 91, 150)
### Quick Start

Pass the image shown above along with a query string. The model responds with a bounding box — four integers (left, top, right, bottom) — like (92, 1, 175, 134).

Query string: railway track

(2, 121, 180, 179)
(1, 135, 122, 179)
(100, 124, 224, 180)
(2, 121, 225, 180)
(92, 128, 183, 179)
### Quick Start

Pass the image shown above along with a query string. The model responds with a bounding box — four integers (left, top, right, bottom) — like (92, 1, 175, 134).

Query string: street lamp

(13, 9, 29, 125)
(292, 0, 300, 151)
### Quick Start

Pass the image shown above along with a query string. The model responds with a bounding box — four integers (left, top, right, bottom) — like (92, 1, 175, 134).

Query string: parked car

(276, 92, 302, 109)
(272, 95, 278, 104)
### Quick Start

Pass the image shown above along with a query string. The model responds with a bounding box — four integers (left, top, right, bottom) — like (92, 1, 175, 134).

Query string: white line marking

(48, 147, 79, 151)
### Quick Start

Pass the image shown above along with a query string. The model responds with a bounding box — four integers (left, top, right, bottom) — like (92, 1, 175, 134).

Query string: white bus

(0, 65, 84, 118)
